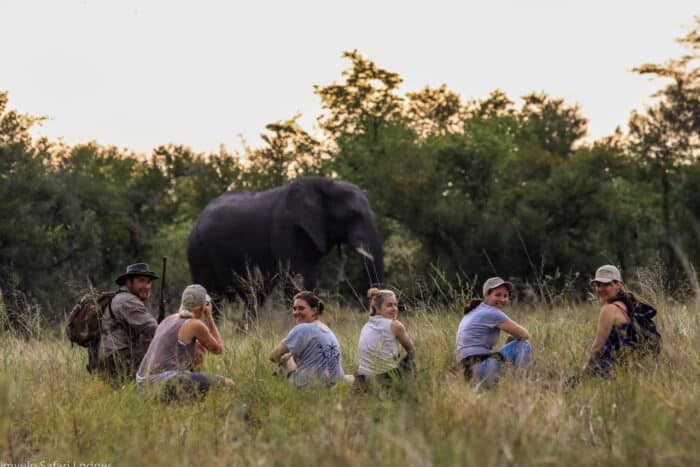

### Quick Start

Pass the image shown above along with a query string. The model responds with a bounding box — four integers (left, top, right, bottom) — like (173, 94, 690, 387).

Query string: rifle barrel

(157, 256, 167, 323)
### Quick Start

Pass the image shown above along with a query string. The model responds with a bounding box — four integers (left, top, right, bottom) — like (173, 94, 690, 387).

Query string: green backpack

(66, 292, 119, 347)
(65, 291, 123, 372)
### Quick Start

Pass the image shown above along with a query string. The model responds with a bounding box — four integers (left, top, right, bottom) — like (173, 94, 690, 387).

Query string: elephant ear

(285, 182, 328, 254)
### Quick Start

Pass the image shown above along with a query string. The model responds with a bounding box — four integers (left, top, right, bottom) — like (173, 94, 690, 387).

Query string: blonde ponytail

(367, 288, 395, 316)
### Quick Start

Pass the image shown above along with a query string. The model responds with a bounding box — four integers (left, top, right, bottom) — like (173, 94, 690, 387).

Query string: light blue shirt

(283, 322, 344, 387)
(455, 303, 509, 360)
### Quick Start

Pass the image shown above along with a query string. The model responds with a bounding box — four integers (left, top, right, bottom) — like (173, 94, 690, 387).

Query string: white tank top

(358, 315, 399, 376)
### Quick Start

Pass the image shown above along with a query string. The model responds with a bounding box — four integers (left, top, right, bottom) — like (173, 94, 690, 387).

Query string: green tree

(405, 84, 464, 139)
(315, 50, 404, 142)
(627, 17, 700, 277)
(0, 92, 104, 319)
(243, 115, 326, 191)
(150, 144, 243, 221)
(517, 92, 588, 157)
(53, 143, 150, 283)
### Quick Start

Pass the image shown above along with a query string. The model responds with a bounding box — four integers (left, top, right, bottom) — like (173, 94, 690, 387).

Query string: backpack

(619, 295, 662, 356)
(65, 291, 119, 347)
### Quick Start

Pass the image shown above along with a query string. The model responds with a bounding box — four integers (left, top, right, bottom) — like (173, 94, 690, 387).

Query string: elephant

(187, 176, 384, 317)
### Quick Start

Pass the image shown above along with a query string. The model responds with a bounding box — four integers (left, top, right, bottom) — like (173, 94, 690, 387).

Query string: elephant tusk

(354, 246, 374, 262)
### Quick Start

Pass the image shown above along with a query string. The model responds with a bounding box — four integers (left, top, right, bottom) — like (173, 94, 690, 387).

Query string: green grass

(2, 300, 699, 466)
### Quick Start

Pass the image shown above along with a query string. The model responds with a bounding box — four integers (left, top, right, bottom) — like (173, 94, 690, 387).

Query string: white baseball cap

(591, 265, 622, 284)
(482, 277, 513, 296)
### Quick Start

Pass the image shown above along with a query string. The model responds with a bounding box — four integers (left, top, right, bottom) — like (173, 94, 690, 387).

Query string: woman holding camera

(137, 284, 233, 399)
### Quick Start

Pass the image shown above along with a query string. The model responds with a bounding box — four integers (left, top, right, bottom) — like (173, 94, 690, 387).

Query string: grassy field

(1, 297, 699, 467)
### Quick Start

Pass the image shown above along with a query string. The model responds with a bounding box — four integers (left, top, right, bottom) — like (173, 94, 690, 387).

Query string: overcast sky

(1, 1, 697, 155)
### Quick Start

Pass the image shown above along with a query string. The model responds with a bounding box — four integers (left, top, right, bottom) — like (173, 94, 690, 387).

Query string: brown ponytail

(464, 298, 482, 315)
(294, 291, 325, 315)
(608, 287, 637, 309)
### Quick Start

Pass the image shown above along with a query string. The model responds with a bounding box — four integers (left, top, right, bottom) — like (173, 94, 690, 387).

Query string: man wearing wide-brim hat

(97, 263, 159, 382)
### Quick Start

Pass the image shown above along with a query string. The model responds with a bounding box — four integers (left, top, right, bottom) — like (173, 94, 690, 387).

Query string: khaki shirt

(98, 287, 157, 359)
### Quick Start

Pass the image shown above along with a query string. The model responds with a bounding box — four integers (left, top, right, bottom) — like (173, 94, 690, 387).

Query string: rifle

(157, 256, 167, 323)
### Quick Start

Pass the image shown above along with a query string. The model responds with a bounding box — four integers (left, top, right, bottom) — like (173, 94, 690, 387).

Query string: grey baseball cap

(482, 277, 513, 296)
(180, 284, 208, 311)
(591, 265, 622, 284)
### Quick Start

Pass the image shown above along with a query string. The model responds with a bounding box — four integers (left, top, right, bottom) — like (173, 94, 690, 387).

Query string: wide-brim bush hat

(590, 264, 622, 284)
(115, 262, 160, 285)
(482, 277, 513, 296)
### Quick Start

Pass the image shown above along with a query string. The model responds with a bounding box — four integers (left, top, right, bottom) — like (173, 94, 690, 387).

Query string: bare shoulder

(391, 319, 406, 333)
(599, 303, 624, 322)
(185, 318, 207, 332)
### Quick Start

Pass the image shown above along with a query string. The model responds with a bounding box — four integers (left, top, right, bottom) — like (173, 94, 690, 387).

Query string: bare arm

(203, 304, 223, 352)
(391, 320, 415, 357)
(185, 305, 223, 355)
(497, 319, 530, 340)
(590, 304, 621, 356)
(269, 341, 290, 363)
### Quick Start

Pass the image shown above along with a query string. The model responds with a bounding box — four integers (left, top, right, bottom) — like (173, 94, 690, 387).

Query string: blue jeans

(472, 340, 532, 384)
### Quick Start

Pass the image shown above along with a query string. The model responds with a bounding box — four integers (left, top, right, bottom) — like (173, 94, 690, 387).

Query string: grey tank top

(137, 317, 195, 378)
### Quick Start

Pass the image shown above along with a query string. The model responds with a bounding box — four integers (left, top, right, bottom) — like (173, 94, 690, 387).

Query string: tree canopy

(2, 17, 700, 323)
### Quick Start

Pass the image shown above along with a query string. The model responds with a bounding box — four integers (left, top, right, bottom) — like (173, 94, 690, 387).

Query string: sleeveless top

(136, 317, 195, 381)
(358, 315, 399, 376)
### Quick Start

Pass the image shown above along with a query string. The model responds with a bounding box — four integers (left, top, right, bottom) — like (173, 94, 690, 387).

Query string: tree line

(1, 18, 699, 324)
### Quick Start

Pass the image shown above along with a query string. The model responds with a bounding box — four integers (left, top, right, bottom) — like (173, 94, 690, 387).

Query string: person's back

(137, 317, 195, 382)
(358, 315, 399, 376)
(455, 302, 508, 360)
(136, 284, 233, 399)
(284, 322, 344, 387)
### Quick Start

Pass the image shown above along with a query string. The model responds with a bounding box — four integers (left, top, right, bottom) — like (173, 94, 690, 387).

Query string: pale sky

(1, 1, 697, 155)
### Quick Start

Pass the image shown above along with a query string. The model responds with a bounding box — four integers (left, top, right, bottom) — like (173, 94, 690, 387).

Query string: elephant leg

(210, 295, 225, 322)
(293, 264, 318, 293)
(283, 281, 298, 307)
(301, 259, 319, 291)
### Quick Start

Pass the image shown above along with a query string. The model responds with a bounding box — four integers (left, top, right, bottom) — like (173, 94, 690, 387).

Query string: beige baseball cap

(591, 265, 622, 284)
(482, 277, 513, 296)
(180, 284, 208, 311)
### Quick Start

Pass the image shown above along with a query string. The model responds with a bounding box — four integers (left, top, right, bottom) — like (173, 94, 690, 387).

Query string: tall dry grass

(1, 291, 699, 466)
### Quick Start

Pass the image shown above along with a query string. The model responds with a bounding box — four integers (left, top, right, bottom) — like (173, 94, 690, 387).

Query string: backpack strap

(612, 301, 629, 320)
(106, 290, 127, 327)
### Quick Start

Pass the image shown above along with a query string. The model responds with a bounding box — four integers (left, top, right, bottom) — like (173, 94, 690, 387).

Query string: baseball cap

(180, 284, 208, 311)
(591, 265, 622, 284)
(482, 277, 513, 296)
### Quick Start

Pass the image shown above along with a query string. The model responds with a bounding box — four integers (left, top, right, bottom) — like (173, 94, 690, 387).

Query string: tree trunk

(661, 169, 676, 272)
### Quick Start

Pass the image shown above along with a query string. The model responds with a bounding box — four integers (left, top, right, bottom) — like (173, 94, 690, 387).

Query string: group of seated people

(268, 288, 416, 389)
(133, 263, 657, 398)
